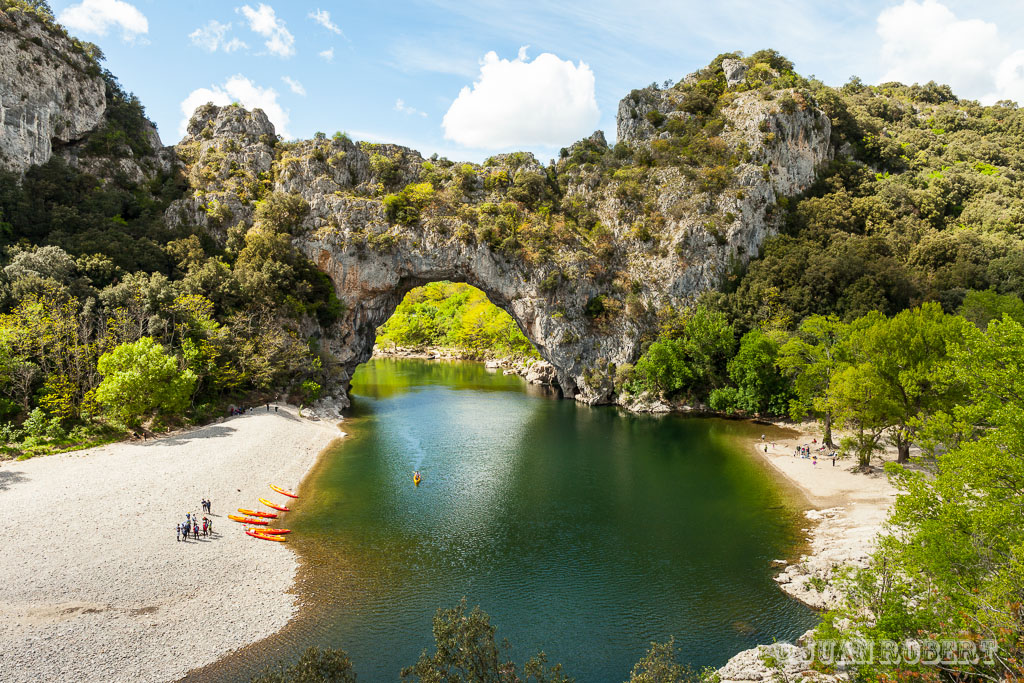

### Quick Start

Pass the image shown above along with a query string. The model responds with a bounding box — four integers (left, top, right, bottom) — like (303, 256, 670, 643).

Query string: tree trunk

(897, 440, 911, 464)
(823, 413, 835, 448)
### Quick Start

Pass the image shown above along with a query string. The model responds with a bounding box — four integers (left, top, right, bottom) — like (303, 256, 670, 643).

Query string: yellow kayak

(246, 528, 286, 542)
(270, 484, 298, 498)
(259, 497, 290, 512)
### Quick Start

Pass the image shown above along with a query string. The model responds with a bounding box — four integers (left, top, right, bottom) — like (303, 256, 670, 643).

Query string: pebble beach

(0, 405, 342, 683)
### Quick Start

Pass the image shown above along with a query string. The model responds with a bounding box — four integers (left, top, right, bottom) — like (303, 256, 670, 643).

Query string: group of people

(228, 404, 280, 416)
(793, 440, 838, 466)
(760, 434, 838, 466)
(176, 503, 214, 542)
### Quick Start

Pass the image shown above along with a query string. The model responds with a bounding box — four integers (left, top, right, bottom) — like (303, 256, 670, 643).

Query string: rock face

(170, 76, 832, 408)
(0, 9, 106, 174)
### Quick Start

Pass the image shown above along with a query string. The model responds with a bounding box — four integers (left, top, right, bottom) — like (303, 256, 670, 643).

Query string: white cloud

(442, 46, 599, 149)
(993, 50, 1024, 105)
(179, 75, 290, 139)
(189, 20, 232, 52)
(318, 47, 335, 62)
(282, 76, 306, 96)
(238, 3, 294, 58)
(224, 37, 248, 53)
(58, 0, 148, 41)
(309, 8, 343, 36)
(877, 0, 1024, 105)
(395, 99, 427, 117)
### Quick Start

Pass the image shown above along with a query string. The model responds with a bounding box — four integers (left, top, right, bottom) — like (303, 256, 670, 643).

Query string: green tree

(957, 288, 1024, 329)
(777, 315, 850, 446)
(255, 192, 310, 234)
(401, 600, 571, 683)
(826, 362, 893, 468)
(250, 647, 357, 683)
(626, 638, 702, 683)
(821, 317, 1024, 681)
(836, 304, 969, 463)
(627, 306, 735, 399)
(95, 337, 196, 427)
(711, 329, 792, 415)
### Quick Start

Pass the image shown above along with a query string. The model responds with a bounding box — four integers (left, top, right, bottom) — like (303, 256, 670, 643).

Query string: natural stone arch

(169, 81, 833, 410)
(298, 230, 612, 405)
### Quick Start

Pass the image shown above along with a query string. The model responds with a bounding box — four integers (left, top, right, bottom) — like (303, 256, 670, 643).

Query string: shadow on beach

(0, 468, 28, 491)
(142, 423, 237, 447)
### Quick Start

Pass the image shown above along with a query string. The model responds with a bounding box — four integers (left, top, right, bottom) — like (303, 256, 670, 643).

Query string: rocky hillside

(14, 3, 1018, 417)
(165, 52, 831, 406)
(0, 6, 108, 172)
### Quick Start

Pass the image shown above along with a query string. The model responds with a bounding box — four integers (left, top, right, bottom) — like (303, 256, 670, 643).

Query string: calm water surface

(197, 359, 816, 682)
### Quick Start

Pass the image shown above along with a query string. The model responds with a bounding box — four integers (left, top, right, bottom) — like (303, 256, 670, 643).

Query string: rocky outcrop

(716, 632, 848, 682)
(722, 58, 749, 87)
(0, 9, 106, 174)
(170, 76, 831, 408)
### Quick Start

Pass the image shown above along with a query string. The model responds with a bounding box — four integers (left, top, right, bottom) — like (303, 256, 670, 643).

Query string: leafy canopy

(95, 337, 196, 427)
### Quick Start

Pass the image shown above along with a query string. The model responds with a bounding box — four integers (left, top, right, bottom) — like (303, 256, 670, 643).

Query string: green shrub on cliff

(384, 182, 434, 225)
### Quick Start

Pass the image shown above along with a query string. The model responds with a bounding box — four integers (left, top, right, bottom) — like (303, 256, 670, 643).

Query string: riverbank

(0, 404, 343, 683)
(716, 422, 900, 682)
(372, 344, 558, 386)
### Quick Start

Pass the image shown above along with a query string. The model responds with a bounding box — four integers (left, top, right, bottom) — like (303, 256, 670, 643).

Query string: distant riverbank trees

(622, 294, 1023, 469)
(375, 281, 539, 360)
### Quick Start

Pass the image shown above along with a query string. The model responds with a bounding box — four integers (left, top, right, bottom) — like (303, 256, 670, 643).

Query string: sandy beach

(750, 422, 899, 610)
(0, 405, 343, 683)
(716, 423, 901, 682)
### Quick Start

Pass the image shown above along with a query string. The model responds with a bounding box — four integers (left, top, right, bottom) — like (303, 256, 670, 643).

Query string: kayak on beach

(238, 508, 277, 518)
(259, 497, 291, 512)
(261, 528, 291, 534)
(228, 515, 269, 525)
(270, 484, 299, 498)
(246, 528, 287, 542)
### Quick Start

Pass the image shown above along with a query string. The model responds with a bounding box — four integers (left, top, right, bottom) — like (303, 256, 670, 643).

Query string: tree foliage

(820, 317, 1024, 680)
(376, 282, 538, 359)
(251, 647, 357, 683)
(95, 337, 196, 427)
(400, 599, 572, 683)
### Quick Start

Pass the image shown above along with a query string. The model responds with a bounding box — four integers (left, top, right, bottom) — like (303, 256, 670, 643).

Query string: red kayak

(261, 528, 291, 535)
(228, 515, 268, 525)
(246, 529, 286, 542)
(259, 497, 290, 512)
(238, 508, 277, 519)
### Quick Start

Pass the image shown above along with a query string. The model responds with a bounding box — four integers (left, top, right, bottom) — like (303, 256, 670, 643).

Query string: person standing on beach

(176, 523, 181, 542)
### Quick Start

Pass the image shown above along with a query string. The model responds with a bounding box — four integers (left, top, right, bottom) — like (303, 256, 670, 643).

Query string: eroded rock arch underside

(169, 76, 833, 408)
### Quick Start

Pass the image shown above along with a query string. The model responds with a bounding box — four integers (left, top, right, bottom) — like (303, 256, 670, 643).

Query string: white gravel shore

(716, 423, 900, 683)
(0, 405, 342, 683)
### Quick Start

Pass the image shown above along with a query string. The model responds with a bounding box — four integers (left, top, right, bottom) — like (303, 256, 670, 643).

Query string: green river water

(196, 358, 816, 682)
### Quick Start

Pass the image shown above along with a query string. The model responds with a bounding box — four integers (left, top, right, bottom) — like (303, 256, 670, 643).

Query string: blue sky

(47, 0, 1024, 163)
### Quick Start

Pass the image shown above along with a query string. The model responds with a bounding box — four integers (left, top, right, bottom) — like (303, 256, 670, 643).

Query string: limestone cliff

(0, 8, 106, 174)
(168, 60, 831, 408)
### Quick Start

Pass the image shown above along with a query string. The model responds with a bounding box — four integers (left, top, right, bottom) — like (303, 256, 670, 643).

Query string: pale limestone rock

(722, 58, 749, 87)
(170, 75, 831, 409)
(0, 10, 106, 174)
